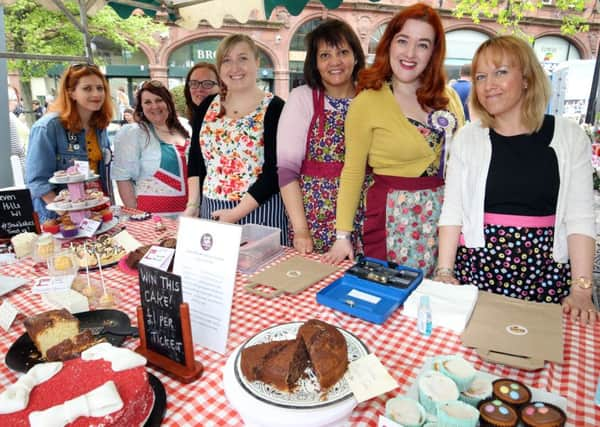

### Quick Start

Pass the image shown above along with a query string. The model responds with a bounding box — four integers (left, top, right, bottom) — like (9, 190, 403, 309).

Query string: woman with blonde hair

(435, 35, 597, 324)
(185, 34, 288, 243)
(26, 63, 113, 222)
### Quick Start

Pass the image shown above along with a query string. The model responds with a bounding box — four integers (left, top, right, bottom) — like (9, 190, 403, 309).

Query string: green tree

(454, 0, 589, 38)
(4, 0, 165, 122)
(170, 85, 186, 118)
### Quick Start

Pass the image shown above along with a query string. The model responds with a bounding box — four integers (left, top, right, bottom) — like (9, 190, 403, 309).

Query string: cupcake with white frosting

(437, 400, 479, 427)
(386, 396, 427, 427)
(434, 356, 477, 392)
(459, 374, 493, 406)
(418, 371, 460, 414)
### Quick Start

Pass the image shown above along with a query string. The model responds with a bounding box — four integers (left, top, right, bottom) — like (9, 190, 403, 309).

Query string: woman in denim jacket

(25, 64, 113, 222)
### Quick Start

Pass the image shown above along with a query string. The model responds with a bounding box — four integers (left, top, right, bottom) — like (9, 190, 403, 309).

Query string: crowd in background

(13, 2, 598, 324)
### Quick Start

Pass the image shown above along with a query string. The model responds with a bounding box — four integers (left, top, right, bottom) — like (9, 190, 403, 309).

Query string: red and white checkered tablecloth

(1, 213, 599, 426)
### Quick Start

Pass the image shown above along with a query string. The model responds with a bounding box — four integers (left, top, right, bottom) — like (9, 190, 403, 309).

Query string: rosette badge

(428, 110, 458, 138)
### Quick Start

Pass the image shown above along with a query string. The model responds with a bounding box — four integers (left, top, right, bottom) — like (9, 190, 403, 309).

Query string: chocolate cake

(298, 319, 348, 390)
(125, 244, 152, 269)
(241, 338, 309, 392)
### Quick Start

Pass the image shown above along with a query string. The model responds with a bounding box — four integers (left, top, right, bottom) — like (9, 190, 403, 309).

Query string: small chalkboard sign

(136, 264, 203, 383)
(138, 264, 185, 364)
(0, 188, 37, 239)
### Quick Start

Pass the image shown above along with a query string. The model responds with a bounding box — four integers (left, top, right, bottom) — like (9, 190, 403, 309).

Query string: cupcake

(437, 400, 479, 427)
(478, 398, 518, 427)
(385, 396, 427, 427)
(42, 219, 60, 234)
(60, 224, 79, 238)
(520, 402, 566, 427)
(459, 375, 493, 406)
(100, 209, 113, 222)
(34, 233, 56, 261)
(492, 379, 531, 409)
(434, 356, 477, 392)
(418, 371, 460, 414)
(11, 232, 37, 258)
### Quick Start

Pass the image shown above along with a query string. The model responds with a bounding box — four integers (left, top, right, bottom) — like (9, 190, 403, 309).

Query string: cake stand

(222, 345, 357, 427)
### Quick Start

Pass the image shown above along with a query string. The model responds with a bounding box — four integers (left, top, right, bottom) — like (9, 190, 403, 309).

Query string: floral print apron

(295, 90, 365, 253)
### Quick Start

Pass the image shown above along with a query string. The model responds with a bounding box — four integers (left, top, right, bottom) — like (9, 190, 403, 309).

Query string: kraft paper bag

(245, 255, 340, 299)
(461, 291, 563, 370)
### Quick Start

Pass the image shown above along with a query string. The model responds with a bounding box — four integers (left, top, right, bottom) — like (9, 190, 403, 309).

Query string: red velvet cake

(0, 344, 154, 426)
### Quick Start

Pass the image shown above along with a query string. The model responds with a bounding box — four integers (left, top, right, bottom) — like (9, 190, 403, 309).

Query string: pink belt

(484, 213, 555, 227)
(300, 160, 343, 179)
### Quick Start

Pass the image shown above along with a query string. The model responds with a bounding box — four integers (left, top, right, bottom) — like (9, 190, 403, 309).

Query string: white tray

(46, 196, 109, 212)
(49, 173, 100, 184)
(404, 357, 567, 424)
(54, 217, 119, 240)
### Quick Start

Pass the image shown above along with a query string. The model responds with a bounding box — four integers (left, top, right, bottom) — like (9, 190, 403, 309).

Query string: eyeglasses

(69, 62, 100, 71)
(189, 79, 219, 89)
(140, 80, 164, 89)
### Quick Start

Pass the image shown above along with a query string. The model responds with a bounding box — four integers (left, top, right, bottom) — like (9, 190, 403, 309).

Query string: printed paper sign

(140, 246, 175, 272)
(346, 353, 399, 403)
(73, 160, 90, 177)
(32, 275, 75, 294)
(78, 218, 101, 238)
(0, 300, 18, 331)
(173, 217, 242, 354)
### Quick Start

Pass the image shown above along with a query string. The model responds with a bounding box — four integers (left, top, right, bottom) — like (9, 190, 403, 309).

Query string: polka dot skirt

(455, 223, 570, 303)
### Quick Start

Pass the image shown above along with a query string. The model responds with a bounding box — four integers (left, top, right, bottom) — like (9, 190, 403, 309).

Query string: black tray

(5, 309, 131, 373)
(146, 373, 167, 427)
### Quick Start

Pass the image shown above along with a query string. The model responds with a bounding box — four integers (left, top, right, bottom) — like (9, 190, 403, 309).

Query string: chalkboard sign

(0, 188, 37, 239)
(138, 264, 185, 365)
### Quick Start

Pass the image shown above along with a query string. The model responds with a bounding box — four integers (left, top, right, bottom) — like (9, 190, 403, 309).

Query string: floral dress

(296, 91, 366, 253)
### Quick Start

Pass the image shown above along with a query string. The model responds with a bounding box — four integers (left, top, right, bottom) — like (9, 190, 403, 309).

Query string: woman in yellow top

(325, 4, 464, 275)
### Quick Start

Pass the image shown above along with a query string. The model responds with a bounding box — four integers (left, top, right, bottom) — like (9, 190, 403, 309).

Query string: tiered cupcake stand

(45, 173, 118, 239)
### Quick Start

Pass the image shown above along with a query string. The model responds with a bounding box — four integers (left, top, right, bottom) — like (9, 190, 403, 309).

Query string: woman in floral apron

(326, 4, 465, 277)
(112, 80, 191, 216)
(277, 19, 366, 255)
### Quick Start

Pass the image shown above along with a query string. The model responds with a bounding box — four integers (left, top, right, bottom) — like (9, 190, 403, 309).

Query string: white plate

(46, 196, 109, 212)
(54, 217, 120, 240)
(48, 173, 100, 184)
(234, 321, 369, 409)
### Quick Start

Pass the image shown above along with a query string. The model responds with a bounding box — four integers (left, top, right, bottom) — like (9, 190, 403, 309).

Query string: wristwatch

(335, 232, 350, 240)
(572, 277, 593, 290)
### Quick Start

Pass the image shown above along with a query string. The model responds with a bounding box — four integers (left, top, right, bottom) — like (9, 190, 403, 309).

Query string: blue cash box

(316, 257, 423, 324)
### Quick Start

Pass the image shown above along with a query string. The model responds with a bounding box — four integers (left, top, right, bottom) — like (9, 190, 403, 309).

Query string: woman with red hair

(26, 64, 114, 222)
(325, 4, 464, 275)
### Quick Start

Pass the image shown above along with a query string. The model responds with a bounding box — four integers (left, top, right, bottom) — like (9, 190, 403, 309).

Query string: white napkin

(403, 279, 479, 333)
(0, 362, 63, 414)
(29, 381, 123, 427)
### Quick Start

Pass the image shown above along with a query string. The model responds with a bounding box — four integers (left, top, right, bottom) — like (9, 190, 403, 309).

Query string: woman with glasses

(184, 62, 220, 121)
(186, 34, 289, 244)
(25, 63, 113, 222)
(112, 80, 191, 215)
(182, 62, 220, 217)
(277, 19, 366, 255)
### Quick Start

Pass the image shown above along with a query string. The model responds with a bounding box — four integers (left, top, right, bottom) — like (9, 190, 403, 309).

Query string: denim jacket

(25, 113, 111, 222)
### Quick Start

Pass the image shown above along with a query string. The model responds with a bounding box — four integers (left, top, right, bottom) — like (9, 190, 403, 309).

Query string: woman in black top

(185, 34, 289, 244)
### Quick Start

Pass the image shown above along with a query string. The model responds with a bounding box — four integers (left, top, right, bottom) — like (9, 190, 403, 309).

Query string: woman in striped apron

(186, 34, 289, 244)
(436, 35, 597, 324)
